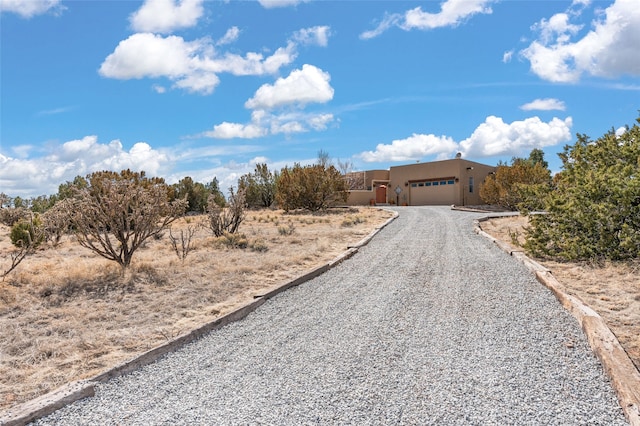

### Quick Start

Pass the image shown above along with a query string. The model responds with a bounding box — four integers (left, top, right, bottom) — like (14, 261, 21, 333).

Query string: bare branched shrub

(0, 207, 30, 227)
(41, 200, 73, 247)
(64, 170, 188, 269)
(2, 213, 45, 280)
(169, 224, 198, 263)
(207, 187, 246, 237)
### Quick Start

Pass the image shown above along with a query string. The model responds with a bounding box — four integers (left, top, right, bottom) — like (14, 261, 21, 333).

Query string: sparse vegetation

(0, 207, 393, 410)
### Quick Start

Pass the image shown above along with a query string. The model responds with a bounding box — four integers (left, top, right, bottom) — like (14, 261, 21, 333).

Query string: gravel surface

(34, 207, 627, 425)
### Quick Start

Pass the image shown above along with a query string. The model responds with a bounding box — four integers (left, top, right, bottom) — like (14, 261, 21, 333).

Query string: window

(432, 181, 439, 186)
(418, 182, 424, 187)
(425, 182, 432, 187)
(447, 180, 455, 185)
(411, 183, 417, 187)
(469, 176, 474, 193)
(440, 181, 447, 186)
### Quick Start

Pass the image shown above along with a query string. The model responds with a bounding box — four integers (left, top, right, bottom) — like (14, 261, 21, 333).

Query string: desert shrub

(250, 239, 269, 252)
(63, 169, 187, 269)
(2, 214, 46, 280)
(276, 163, 347, 212)
(238, 163, 278, 209)
(525, 117, 640, 261)
(169, 224, 199, 263)
(0, 207, 29, 227)
(341, 215, 365, 227)
(10, 216, 44, 248)
(41, 200, 73, 246)
(207, 187, 246, 237)
(277, 222, 296, 235)
(217, 232, 249, 249)
(480, 150, 551, 211)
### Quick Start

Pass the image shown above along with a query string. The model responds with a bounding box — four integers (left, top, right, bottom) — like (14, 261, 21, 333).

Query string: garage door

(409, 179, 457, 205)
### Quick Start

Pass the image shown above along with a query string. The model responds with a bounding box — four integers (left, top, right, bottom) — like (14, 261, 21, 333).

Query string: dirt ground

(479, 215, 640, 373)
(0, 207, 394, 411)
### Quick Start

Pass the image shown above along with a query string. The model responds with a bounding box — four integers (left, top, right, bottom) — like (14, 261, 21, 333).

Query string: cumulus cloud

(358, 116, 573, 163)
(520, 98, 566, 111)
(201, 65, 335, 139)
(129, 0, 204, 33)
(0, 136, 170, 197)
(521, 0, 640, 82)
(245, 64, 334, 109)
(359, 134, 459, 162)
(459, 116, 573, 157)
(100, 25, 330, 95)
(0, 0, 64, 18)
(258, 0, 308, 9)
(360, 0, 494, 39)
(204, 122, 268, 139)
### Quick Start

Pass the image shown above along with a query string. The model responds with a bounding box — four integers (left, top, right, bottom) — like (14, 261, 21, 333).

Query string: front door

(376, 185, 386, 204)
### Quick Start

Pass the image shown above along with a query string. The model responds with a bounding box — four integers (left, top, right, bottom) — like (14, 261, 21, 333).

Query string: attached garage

(409, 177, 457, 205)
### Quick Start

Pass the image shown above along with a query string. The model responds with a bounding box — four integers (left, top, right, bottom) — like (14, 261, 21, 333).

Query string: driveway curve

(35, 207, 627, 425)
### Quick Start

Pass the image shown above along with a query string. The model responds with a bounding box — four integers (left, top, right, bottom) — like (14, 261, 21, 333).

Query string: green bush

(10, 216, 44, 248)
(525, 117, 640, 261)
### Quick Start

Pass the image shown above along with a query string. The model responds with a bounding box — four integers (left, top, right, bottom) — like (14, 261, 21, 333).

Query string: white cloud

(217, 26, 240, 46)
(293, 26, 331, 47)
(201, 65, 335, 139)
(521, 0, 640, 82)
(520, 98, 566, 111)
(245, 64, 334, 109)
(0, 0, 64, 18)
(100, 33, 203, 79)
(359, 134, 459, 163)
(0, 136, 171, 197)
(100, 25, 327, 94)
(357, 116, 573, 163)
(502, 50, 514, 63)
(459, 116, 573, 157)
(204, 122, 268, 139)
(129, 0, 204, 34)
(360, 0, 494, 39)
(257, 0, 308, 9)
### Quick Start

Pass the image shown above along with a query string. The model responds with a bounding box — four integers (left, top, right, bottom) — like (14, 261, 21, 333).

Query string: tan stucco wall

(345, 160, 495, 206)
(389, 159, 495, 206)
(346, 170, 390, 205)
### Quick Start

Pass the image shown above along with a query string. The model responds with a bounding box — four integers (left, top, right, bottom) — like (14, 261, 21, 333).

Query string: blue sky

(1, 0, 639, 198)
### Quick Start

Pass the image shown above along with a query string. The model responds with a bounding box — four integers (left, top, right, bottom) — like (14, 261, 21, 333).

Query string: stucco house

(345, 158, 496, 206)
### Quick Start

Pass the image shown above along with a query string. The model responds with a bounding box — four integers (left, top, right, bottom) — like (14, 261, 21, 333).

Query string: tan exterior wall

(346, 160, 495, 206)
(389, 159, 495, 206)
(345, 170, 390, 205)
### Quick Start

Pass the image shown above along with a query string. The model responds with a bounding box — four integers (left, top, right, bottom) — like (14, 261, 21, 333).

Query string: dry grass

(480, 215, 640, 372)
(0, 207, 393, 411)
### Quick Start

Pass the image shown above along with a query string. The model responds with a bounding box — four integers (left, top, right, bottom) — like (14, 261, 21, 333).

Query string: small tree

(276, 163, 347, 212)
(525, 118, 640, 261)
(173, 176, 210, 213)
(207, 187, 247, 237)
(2, 213, 44, 280)
(480, 152, 551, 211)
(63, 170, 187, 269)
(238, 163, 278, 209)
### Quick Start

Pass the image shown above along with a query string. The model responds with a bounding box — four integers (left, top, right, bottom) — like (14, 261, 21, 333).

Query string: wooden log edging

(0, 209, 399, 426)
(474, 216, 640, 426)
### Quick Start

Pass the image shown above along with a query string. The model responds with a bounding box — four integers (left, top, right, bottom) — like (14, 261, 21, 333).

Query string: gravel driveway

(34, 207, 627, 425)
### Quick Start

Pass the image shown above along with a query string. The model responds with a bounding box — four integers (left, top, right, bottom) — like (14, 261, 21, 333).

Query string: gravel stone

(33, 207, 628, 425)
